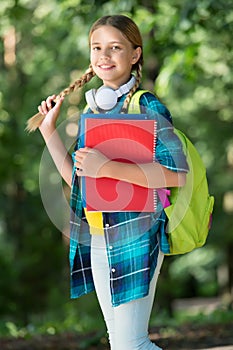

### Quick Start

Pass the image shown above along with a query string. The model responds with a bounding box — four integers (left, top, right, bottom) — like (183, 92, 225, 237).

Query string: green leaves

(0, 0, 232, 323)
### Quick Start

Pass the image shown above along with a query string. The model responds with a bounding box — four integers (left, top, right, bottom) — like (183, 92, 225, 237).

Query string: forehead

(90, 25, 129, 44)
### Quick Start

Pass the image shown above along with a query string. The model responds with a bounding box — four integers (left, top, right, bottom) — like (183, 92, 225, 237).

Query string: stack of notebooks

(80, 114, 157, 212)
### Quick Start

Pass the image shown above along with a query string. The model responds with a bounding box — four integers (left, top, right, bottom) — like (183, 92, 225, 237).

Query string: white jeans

(91, 234, 164, 350)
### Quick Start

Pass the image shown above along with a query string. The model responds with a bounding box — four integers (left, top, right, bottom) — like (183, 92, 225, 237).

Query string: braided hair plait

(60, 65, 95, 98)
(26, 65, 96, 132)
(122, 63, 142, 112)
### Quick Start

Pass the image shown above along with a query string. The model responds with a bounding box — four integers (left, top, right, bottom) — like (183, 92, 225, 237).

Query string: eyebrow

(91, 41, 123, 45)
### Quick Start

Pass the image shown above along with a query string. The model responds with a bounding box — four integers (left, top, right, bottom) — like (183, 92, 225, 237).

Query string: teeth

(100, 65, 112, 68)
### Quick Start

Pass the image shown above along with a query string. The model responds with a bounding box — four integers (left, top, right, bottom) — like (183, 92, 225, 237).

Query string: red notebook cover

(83, 118, 157, 212)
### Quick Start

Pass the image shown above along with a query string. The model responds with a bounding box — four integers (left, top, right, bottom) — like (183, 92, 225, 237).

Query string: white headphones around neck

(85, 75, 136, 111)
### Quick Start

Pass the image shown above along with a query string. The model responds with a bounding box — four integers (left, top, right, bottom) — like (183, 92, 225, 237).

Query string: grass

(1, 301, 233, 340)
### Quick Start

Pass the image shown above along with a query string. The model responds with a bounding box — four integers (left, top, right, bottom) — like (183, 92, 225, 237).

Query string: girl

(37, 15, 188, 350)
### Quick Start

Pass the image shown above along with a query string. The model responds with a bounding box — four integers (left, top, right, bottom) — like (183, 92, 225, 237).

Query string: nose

(100, 47, 111, 59)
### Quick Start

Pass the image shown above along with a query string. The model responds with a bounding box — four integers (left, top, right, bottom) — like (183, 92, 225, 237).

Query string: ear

(131, 47, 142, 64)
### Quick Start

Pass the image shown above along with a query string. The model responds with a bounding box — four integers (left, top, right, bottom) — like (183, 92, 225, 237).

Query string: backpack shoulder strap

(128, 90, 149, 114)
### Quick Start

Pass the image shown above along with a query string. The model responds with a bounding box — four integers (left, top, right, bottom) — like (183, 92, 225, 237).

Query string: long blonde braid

(26, 65, 96, 132)
(60, 65, 95, 98)
(122, 64, 142, 112)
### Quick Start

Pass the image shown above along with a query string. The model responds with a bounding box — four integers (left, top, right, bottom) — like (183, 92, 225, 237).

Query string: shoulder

(138, 90, 172, 123)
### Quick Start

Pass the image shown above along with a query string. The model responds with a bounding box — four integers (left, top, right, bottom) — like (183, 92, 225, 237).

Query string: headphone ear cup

(85, 89, 98, 111)
(95, 86, 118, 110)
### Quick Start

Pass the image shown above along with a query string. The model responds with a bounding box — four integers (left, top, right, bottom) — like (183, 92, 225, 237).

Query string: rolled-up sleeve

(156, 125, 189, 172)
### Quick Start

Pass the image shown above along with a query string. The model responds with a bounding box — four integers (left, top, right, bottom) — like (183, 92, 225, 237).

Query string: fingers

(74, 148, 86, 167)
(74, 147, 90, 159)
(74, 148, 91, 173)
(74, 148, 109, 178)
(76, 168, 84, 177)
(38, 95, 63, 115)
(38, 95, 55, 115)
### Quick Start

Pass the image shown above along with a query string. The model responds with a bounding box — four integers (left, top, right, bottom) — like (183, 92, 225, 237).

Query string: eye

(92, 46, 101, 51)
(111, 45, 121, 50)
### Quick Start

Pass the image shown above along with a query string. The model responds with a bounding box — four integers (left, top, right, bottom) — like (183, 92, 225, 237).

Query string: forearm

(40, 126, 73, 187)
(103, 160, 186, 189)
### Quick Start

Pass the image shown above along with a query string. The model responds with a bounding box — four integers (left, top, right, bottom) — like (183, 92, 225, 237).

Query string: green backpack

(129, 90, 214, 255)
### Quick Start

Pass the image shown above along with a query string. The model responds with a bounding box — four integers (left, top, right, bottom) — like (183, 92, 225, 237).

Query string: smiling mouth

(98, 64, 115, 70)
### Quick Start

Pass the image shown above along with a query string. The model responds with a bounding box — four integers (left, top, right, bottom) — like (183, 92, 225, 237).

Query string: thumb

(53, 96, 64, 110)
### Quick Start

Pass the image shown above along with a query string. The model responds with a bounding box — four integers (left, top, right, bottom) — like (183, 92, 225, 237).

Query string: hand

(74, 147, 110, 178)
(38, 94, 64, 132)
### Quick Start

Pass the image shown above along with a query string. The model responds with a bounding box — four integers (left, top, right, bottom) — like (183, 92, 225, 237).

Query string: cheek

(90, 51, 97, 63)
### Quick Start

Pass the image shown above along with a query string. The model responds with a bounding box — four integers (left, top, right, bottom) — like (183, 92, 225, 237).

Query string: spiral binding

(153, 120, 157, 211)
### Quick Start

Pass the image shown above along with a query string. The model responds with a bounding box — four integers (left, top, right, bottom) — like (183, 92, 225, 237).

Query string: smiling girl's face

(90, 25, 141, 89)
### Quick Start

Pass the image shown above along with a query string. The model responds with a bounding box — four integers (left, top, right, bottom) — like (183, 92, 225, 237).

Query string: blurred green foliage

(0, 0, 232, 332)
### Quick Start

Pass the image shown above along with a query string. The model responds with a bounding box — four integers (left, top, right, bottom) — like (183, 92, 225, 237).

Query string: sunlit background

(0, 0, 232, 343)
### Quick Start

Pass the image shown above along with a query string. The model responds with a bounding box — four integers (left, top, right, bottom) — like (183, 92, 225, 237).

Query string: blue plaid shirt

(69, 91, 188, 306)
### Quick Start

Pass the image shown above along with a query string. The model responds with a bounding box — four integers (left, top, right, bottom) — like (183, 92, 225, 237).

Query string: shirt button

(111, 268, 116, 273)
(109, 245, 113, 250)
(105, 223, 110, 228)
